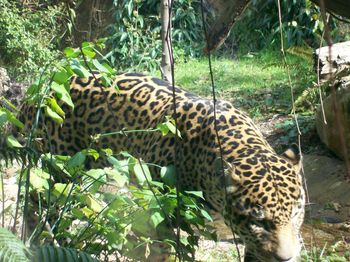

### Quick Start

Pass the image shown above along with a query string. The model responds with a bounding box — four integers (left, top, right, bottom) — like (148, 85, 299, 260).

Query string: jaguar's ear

(281, 144, 301, 171)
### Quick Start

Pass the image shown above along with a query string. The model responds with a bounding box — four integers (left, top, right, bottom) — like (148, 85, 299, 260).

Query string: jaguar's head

(223, 145, 305, 261)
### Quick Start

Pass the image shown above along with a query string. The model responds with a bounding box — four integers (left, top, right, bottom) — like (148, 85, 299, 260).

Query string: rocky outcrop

(0, 67, 11, 93)
(316, 79, 350, 160)
(315, 42, 350, 160)
(0, 67, 25, 108)
(314, 41, 350, 79)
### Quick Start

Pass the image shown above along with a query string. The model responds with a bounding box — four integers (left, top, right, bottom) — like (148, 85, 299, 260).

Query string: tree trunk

(203, 0, 251, 52)
(71, 0, 114, 47)
(160, 0, 173, 84)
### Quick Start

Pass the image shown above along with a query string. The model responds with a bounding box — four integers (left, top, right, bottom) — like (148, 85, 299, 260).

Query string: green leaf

(85, 168, 105, 177)
(34, 245, 99, 262)
(82, 148, 100, 160)
(101, 63, 114, 74)
(64, 47, 80, 58)
(25, 83, 40, 97)
(44, 105, 63, 124)
(133, 162, 152, 184)
(160, 165, 176, 187)
(51, 82, 74, 109)
(48, 97, 65, 117)
(30, 169, 50, 192)
(127, 0, 133, 16)
(105, 232, 123, 250)
(1, 109, 24, 129)
(157, 117, 181, 138)
(0, 110, 7, 127)
(6, 135, 24, 148)
(184, 210, 198, 222)
(67, 152, 86, 169)
(180, 236, 190, 246)
(81, 48, 96, 58)
(53, 70, 71, 85)
(102, 148, 113, 156)
(156, 122, 169, 136)
(120, 151, 134, 158)
(71, 208, 85, 219)
(105, 168, 128, 187)
(107, 156, 129, 176)
(70, 60, 90, 78)
(8, 115, 24, 129)
(83, 194, 102, 212)
(53, 183, 72, 198)
(185, 191, 204, 199)
(92, 60, 110, 73)
(101, 75, 112, 87)
(150, 211, 164, 228)
(0, 228, 30, 262)
(9, 116, 24, 129)
(120, 32, 128, 42)
(81, 207, 94, 218)
(200, 209, 213, 222)
(85, 168, 106, 186)
(165, 120, 181, 138)
(131, 211, 153, 235)
(108, 196, 129, 210)
(149, 180, 164, 189)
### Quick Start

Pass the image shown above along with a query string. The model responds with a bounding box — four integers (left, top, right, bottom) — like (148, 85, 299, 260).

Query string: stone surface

(315, 41, 350, 79)
(315, 83, 350, 161)
(0, 67, 25, 107)
(0, 67, 10, 93)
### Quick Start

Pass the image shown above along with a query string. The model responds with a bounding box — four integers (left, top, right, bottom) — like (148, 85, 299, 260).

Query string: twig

(200, 1, 242, 261)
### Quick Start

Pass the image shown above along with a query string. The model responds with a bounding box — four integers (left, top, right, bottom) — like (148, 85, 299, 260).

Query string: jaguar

(13, 72, 305, 261)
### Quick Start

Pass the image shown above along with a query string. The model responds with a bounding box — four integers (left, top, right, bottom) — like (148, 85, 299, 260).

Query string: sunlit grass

(173, 51, 315, 118)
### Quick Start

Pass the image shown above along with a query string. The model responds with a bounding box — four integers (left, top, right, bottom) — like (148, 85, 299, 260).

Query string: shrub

(107, 0, 203, 72)
(229, 0, 338, 52)
(0, 42, 216, 261)
(0, 0, 69, 80)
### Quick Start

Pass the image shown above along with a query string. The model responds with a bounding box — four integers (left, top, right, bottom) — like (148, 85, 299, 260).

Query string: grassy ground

(173, 51, 315, 119)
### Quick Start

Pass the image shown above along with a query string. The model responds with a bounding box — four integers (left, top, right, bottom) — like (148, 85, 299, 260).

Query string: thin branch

(200, 0, 242, 261)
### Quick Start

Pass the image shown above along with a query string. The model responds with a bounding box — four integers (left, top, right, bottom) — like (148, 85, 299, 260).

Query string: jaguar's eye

(251, 218, 275, 231)
(251, 205, 265, 220)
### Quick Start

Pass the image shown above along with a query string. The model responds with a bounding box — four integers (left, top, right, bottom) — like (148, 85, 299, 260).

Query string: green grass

(173, 51, 315, 118)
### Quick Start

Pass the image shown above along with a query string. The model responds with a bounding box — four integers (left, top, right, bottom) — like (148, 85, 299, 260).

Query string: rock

(0, 67, 11, 93)
(333, 202, 341, 213)
(315, 82, 350, 160)
(314, 41, 350, 80)
(0, 67, 25, 107)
